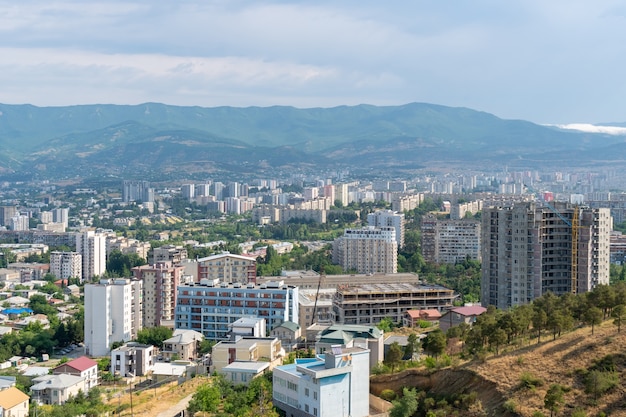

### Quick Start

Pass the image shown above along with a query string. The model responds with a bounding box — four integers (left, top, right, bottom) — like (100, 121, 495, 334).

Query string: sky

(1, 0, 625, 124)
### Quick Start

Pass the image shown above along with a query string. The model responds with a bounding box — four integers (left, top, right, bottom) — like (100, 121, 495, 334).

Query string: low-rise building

(221, 361, 270, 386)
(439, 305, 487, 333)
(0, 386, 29, 417)
(315, 324, 383, 370)
(30, 374, 86, 405)
(52, 356, 98, 392)
(270, 321, 301, 353)
(161, 329, 204, 362)
(403, 309, 442, 328)
(212, 336, 284, 373)
(273, 346, 370, 417)
(110, 343, 155, 377)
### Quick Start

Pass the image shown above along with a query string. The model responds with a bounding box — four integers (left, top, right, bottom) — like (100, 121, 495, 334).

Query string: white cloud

(552, 123, 626, 135)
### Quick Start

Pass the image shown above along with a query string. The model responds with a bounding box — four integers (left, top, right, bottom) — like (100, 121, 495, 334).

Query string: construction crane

(524, 184, 580, 294)
(310, 267, 326, 326)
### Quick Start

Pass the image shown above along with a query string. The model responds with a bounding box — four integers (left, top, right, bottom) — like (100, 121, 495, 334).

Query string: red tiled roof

(451, 306, 487, 316)
(62, 356, 97, 372)
(406, 309, 441, 319)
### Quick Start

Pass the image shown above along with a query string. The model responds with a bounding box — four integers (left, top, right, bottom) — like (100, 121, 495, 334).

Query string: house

(161, 329, 204, 361)
(0, 376, 16, 390)
(269, 321, 301, 352)
(221, 361, 270, 385)
(212, 336, 284, 373)
(273, 346, 370, 417)
(110, 343, 155, 377)
(30, 374, 86, 405)
(53, 356, 98, 391)
(439, 305, 487, 333)
(0, 386, 29, 417)
(151, 361, 188, 384)
(403, 309, 442, 328)
(230, 317, 266, 338)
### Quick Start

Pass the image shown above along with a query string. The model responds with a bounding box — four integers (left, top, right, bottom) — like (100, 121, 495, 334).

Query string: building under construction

(481, 202, 611, 309)
(332, 282, 458, 326)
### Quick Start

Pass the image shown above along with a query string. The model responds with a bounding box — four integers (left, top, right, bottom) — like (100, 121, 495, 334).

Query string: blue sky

(1, 0, 625, 124)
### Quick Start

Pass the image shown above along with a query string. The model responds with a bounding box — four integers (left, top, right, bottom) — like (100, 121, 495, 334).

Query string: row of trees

(457, 283, 626, 356)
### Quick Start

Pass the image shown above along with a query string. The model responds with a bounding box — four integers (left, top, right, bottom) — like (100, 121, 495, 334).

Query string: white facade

(50, 251, 82, 280)
(367, 210, 405, 247)
(76, 230, 106, 282)
(84, 278, 143, 357)
(332, 227, 398, 274)
(273, 347, 370, 417)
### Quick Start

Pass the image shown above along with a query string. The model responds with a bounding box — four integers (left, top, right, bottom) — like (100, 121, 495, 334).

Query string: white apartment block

(50, 251, 82, 280)
(76, 230, 106, 282)
(84, 278, 143, 357)
(367, 210, 405, 248)
(481, 202, 611, 309)
(332, 227, 398, 274)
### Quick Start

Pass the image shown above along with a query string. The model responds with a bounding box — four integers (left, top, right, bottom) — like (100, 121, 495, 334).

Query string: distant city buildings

(122, 180, 154, 203)
(50, 251, 82, 280)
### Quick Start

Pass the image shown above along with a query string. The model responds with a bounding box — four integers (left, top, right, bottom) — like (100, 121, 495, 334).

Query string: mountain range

(0, 102, 624, 180)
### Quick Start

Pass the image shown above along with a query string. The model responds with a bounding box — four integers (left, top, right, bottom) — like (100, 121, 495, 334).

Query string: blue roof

(2, 308, 33, 315)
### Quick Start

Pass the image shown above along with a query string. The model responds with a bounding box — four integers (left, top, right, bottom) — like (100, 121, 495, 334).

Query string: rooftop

(60, 356, 98, 372)
(0, 386, 29, 409)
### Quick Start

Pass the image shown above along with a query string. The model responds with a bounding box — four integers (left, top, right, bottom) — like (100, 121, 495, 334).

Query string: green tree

(135, 326, 173, 348)
(376, 317, 394, 333)
(106, 250, 147, 277)
(390, 387, 419, 417)
(544, 384, 564, 417)
(423, 329, 446, 358)
(187, 383, 221, 415)
(384, 342, 403, 372)
(611, 304, 626, 333)
(584, 307, 603, 335)
(403, 333, 420, 360)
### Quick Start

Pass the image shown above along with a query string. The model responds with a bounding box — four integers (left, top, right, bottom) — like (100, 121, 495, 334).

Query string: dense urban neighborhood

(0, 167, 625, 416)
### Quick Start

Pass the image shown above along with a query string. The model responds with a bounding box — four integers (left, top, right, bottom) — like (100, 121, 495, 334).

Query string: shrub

(380, 389, 397, 402)
(503, 399, 517, 413)
(519, 372, 544, 390)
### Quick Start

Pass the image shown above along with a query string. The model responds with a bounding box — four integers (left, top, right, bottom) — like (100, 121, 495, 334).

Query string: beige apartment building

(332, 226, 398, 274)
(132, 261, 185, 328)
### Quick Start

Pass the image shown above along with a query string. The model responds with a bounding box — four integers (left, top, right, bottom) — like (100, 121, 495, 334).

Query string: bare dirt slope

(372, 321, 626, 416)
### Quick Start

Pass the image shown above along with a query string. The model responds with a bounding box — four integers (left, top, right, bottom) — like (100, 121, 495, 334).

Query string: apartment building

(84, 278, 143, 357)
(367, 210, 405, 248)
(421, 215, 481, 264)
(175, 279, 299, 341)
(196, 253, 257, 284)
(151, 244, 188, 264)
(76, 230, 106, 282)
(49, 251, 82, 280)
(106, 236, 151, 260)
(332, 282, 457, 326)
(332, 227, 398, 274)
(481, 202, 611, 309)
(212, 336, 284, 373)
(132, 261, 185, 328)
(273, 346, 370, 417)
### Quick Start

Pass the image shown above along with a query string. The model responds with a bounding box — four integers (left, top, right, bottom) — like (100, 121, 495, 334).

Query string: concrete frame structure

(481, 202, 611, 309)
(332, 282, 457, 326)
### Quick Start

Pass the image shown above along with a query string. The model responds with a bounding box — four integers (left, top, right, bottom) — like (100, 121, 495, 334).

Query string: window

(305, 388, 309, 397)
(313, 391, 317, 400)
